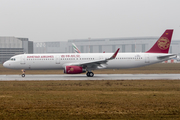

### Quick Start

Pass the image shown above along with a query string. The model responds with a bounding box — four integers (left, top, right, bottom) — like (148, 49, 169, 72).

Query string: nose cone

(3, 61, 8, 68)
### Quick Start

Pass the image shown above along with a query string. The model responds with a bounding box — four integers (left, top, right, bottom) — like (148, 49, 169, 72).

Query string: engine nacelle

(64, 66, 86, 74)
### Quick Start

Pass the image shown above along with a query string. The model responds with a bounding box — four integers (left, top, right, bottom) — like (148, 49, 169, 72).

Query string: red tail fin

(146, 29, 173, 53)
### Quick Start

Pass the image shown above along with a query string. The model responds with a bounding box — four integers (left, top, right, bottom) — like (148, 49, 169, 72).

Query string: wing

(64, 48, 120, 69)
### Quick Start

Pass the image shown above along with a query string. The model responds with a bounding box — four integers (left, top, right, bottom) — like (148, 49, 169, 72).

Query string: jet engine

(64, 66, 86, 74)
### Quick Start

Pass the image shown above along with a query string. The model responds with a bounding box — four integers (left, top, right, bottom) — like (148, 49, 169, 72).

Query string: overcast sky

(0, 0, 180, 42)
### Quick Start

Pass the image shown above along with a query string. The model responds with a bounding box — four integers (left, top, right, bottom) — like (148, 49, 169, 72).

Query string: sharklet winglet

(107, 48, 120, 60)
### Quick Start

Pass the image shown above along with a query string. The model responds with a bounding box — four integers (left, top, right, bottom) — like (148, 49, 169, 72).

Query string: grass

(1, 63, 180, 75)
(0, 80, 180, 120)
(1, 63, 180, 119)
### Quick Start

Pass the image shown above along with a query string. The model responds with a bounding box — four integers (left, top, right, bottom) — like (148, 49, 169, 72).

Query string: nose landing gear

(21, 69, 25, 77)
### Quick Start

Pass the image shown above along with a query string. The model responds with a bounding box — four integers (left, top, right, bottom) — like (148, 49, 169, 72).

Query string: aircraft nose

(3, 61, 8, 68)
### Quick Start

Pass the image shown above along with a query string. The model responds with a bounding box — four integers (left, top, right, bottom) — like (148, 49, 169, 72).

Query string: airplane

(72, 43, 81, 53)
(3, 29, 176, 77)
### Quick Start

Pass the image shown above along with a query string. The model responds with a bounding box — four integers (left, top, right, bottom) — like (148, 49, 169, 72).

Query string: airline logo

(70, 68, 74, 71)
(157, 37, 170, 50)
(27, 55, 54, 58)
(72, 44, 81, 53)
(68, 67, 74, 73)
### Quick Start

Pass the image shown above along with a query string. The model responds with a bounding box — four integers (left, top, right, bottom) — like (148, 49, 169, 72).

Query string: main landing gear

(21, 69, 25, 77)
(86, 72, 94, 77)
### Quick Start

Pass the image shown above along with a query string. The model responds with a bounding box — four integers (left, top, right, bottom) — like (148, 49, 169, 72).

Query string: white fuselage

(3, 53, 170, 70)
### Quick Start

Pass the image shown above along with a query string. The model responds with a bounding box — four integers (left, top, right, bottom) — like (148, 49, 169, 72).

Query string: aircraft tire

(86, 72, 90, 77)
(22, 74, 25, 77)
(89, 72, 94, 77)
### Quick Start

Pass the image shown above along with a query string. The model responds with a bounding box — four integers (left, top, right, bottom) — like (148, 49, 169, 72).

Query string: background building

(33, 37, 180, 56)
(68, 37, 180, 55)
(68, 37, 159, 53)
(33, 41, 67, 53)
(0, 37, 33, 64)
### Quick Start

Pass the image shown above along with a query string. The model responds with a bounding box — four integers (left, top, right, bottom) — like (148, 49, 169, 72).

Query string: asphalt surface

(0, 74, 180, 81)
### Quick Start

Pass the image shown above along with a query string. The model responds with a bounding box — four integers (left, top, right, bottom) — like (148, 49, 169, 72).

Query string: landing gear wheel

(86, 72, 90, 77)
(21, 69, 25, 77)
(22, 74, 25, 77)
(86, 72, 94, 77)
(89, 72, 94, 77)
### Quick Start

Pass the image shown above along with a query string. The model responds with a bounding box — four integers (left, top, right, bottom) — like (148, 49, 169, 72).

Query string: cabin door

(56, 56, 60, 64)
(20, 55, 25, 64)
(145, 54, 150, 63)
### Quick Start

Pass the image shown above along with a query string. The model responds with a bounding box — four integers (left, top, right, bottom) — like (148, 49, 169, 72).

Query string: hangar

(34, 37, 180, 56)
(0, 37, 33, 64)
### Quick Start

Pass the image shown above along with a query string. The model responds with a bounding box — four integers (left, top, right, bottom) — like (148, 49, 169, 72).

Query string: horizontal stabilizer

(157, 54, 177, 60)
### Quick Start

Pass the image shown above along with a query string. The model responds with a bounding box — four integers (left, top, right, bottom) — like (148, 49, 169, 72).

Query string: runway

(0, 74, 180, 81)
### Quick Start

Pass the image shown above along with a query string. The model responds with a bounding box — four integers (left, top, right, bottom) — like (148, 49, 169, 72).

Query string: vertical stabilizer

(72, 43, 81, 53)
(146, 29, 173, 53)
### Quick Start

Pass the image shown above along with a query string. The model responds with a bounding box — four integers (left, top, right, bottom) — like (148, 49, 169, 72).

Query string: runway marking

(0, 74, 180, 81)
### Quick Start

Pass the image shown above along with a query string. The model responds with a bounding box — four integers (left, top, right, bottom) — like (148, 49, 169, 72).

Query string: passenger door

(56, 56, 60, 64)
(20, 55, 25, 64)
(145, 54, 150, 63)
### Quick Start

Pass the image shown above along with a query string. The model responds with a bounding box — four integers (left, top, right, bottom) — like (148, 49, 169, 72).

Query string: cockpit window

(10, 58, 16, 61)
